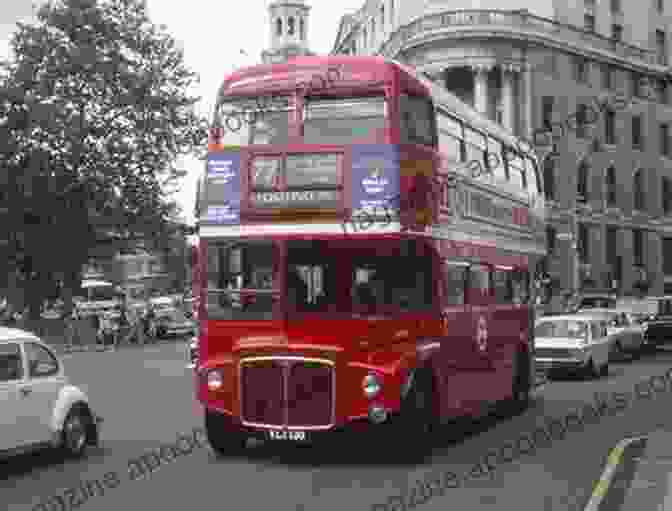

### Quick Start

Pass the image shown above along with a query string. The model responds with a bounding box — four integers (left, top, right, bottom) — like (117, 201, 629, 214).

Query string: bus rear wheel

(205, 410, 247, 457)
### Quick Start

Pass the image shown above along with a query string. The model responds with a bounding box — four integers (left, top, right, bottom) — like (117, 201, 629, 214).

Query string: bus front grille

(240, 357, 335, 429)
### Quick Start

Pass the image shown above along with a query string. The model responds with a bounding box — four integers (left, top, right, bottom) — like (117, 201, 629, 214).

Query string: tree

(1, 0, 208, 319)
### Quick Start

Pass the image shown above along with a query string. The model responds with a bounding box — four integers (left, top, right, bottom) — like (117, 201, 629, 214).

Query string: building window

(631, 73, 642, 97)
(605, 109, 616, 144)
(574, 56, 589, 83)
(657, 79, 669, 104)
(606, 226, 619, 273)
(612, 24, 623, 42)
(371, 18, 376, 44)
(390, 0, 394, 25)
(657, 0, 664, 13)
(584, 14, 595, 33)
(578, 160, 589, 203)
(606, 166, 617, 206)
(288, 17, 295, 36)
(380, 5, 385, 28)
(578, 223, 589, 263)
(585, 0, 595, 5)
(547, 225, 557, 254)
(362, 27, 367, 48)
(542, 96, 554, 128)
(657, 30, 667, 66)
(634, 170, 645, 211)
(661, 124, 670, 156)
(663, 177, 672, 214)
(544, 156, 555, 200)
(576, 104, 589, 138)
(276, 18, 282, 36)
(632, 116, 643, 149)
(300, 18, 305, 40)
(601, 64, 612, 90)
(611, 0, 621, 12)
(633, 229, 644, 266)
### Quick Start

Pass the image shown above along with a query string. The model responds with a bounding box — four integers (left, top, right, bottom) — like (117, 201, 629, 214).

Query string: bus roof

(218, 56, 533, 157)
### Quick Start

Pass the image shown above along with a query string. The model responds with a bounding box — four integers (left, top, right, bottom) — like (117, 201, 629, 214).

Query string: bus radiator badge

(476, 316, 488, 352)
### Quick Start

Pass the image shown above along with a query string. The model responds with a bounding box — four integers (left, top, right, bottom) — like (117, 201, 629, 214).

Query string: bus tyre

(205, 410, 246, 457)
(509, 350, 531, 415)
(389, 368, 436, 461)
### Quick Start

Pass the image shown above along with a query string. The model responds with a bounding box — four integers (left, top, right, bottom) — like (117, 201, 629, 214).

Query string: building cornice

(365, 9, 667, 76)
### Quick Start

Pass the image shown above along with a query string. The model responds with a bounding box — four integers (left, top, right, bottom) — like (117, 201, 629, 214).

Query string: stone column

(473, 66, 488, 116)
(501, 66, 515, 132)
(522, 63, 533, 138)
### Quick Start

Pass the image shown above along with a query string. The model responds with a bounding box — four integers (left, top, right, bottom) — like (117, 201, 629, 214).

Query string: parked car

(534, 315, 613, 379)
(148, 298, 195, 338)
(574, 309, 645, 359)
(0, 327, 102, 458)
(641, 296, 672, 347)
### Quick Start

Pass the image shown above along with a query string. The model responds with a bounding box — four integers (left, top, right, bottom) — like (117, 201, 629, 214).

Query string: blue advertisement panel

(351, 145, 399, 215)
(201, 152, 241, 225)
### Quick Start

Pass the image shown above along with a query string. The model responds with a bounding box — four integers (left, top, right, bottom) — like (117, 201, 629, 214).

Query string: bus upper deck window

(399, 94, 436, 147)
(303, 96, 386, 144)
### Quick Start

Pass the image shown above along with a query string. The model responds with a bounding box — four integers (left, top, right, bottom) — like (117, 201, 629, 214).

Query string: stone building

(332, 0, 672, 301)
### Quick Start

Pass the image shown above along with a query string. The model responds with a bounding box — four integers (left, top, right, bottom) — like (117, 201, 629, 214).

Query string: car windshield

(579, 297, 616, 309)
(535, 320, 588, 339)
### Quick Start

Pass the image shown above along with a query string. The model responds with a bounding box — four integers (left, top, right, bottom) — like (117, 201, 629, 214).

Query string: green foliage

(0, 0, 208, 317)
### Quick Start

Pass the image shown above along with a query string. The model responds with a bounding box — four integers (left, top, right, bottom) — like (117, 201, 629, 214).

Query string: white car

(534, 315, 613, 379)
(0, 327, 102, 458)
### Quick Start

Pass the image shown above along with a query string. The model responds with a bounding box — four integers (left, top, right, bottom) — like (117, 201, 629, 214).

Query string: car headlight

(207, 369, 224, 391)
(362, 373, 381, 399)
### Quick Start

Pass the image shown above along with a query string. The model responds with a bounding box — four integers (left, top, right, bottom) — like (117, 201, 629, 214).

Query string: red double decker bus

(193, 56, 546, 458)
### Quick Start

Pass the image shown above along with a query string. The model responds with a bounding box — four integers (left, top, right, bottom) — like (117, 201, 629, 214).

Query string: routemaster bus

(193, 56, 546, 458)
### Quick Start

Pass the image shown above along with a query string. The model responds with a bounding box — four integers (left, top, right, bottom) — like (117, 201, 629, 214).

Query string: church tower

(261, 0, 314, 64)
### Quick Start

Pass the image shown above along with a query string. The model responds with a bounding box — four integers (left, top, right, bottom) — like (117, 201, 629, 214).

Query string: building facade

(332, 0, 672, 303)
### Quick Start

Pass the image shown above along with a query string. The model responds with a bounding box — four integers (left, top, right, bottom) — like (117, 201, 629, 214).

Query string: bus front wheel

(205, 410, 247, 457)
(387, 368, 436, 461)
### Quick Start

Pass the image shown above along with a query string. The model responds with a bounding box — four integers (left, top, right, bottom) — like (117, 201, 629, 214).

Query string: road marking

(584, 435, 649, 511)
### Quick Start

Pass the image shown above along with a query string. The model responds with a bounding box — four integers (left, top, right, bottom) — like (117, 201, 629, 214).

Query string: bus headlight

(207, 369, 224, 391)
(362, 373, 381, 399)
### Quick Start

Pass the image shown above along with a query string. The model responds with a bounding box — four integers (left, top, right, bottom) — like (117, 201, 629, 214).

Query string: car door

(21, 341, 66, 444)
(0, 342, 27, 450)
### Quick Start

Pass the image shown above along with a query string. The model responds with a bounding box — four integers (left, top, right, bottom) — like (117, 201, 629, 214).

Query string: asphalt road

(3, 342, 672, 511)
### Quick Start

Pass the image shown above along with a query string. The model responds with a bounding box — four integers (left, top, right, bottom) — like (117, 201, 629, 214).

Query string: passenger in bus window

(354, 283, 377, 314)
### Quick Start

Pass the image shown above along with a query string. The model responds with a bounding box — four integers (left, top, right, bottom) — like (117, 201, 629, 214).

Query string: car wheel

(61, 407, 92, 458)
(205, 410, 246, 457)
(386, 368, 436, 462)
(584, 359, 599, 380)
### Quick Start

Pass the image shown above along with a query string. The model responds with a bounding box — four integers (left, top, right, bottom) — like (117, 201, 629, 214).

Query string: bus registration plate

(268, 430, 307, 441)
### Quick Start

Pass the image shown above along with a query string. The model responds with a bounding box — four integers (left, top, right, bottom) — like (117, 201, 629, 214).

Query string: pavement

(585, 429, 672, 510)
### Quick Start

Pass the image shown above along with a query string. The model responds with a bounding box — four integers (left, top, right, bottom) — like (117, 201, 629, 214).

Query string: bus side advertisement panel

(350, 144, 400, 217)
(202, 152, 241, 225)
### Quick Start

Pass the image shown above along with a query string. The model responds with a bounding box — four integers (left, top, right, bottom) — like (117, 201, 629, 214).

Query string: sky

(0, 0, 365, 224)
